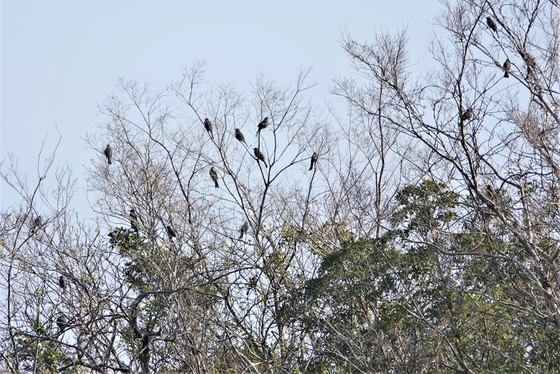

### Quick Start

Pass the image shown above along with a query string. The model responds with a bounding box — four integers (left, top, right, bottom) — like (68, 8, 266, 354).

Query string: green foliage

(16, 334, 66, 373)
(296, 180, 557, 372)
(392, 179, 459, 236)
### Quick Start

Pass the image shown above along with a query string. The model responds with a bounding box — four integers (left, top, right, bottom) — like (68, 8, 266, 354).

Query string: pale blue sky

(1, 1, 438, 210)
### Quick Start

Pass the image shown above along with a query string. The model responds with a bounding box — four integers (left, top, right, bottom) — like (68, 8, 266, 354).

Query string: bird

(461, 108, 473, 121)
(103, 144, 113, 165)
(30, 215, 42, 234)
(486, 184, 496, 196)
(58, 275, 66, 290)
(209, 166, 219, 188)
(203, 118, 213, 136)
(256, 117, 269, 135)
(247, 275, 258, 295)
(524, 53, 536, 76)
(56, 315, 67, 331)
(239, 221, 249, 239)
(309, 152, 319, 171)
(234, 128, 247, 144)
(503, 59, 511, 78)
(486, 17, 498, 33)
(253, 148, 268, 168)
(129, 209, 139, 233)
(166, 225, 176, 240)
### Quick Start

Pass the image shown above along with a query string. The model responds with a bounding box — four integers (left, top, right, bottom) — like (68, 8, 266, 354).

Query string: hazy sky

(1, 1, 438, 211)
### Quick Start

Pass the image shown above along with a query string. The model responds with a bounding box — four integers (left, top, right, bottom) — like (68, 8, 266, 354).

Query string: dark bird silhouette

(253, 148, 268, 168)
(58, 275, 66, 290)
(129, 209, 139, 233)
(203, 118, 213, 136)
(247, 275, 258, 295)
(503, 59, 511, 78)
(239, 221, 249, 239)
(309, 152, 319, 171)
(30, 215, 42, 234)
(486, 184, 496, 197)
(234, 128, 247, 144)
(486, 17, 498, 33)
(256, 117, 269, 135)
(104, 144, 113, 165)
(166, 225, 176, 240)
(209, 166, 219, 188)
(56, 315, 67, 331)
(461, 108, 474, 121)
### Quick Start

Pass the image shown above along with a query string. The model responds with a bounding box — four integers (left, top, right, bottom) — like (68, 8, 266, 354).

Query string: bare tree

(2, 1, 558, 372)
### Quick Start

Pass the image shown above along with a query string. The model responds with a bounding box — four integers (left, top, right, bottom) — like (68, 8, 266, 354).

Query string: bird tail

(309, 163, 313, 171)
(263, 161, 268, 168)
(215, 181, 219, 188)
(504, 71, 509, 78)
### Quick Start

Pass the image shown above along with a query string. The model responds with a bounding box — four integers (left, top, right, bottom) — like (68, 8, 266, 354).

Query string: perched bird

(256, 117, 269, 135)
(104, 144, 113, 165)
(486, 17, 498, 33)
(524, 53, 536, 76)
(166, 225, 176, 240)
(129, 209, 139, 233)
(247, 275, 258, 295)
(58, 275, 66, 290)
(209, 166, 219, 188)
(309, 152, 319, 171)
(239, 221, 249, 239)
(234, 128, 247, 144)
(203, 118, 213, 136)
(30, 215, 43, 234)
(461, 108, 474, 121)
(56, 315, 67, 331)
(503, 59, 511, 78)
(253, 148, 268, 168)
(486, 184, 496, 196)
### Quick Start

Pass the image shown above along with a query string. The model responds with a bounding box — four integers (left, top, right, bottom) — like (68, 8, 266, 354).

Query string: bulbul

(56, 315, 67, 331)
(247, 275, 258, 295)
(166, 225, 176, 240)
(30, 215, 42, 234)
(239, 221, 249, 239)
(486, 17, 498, 33)
(503, 59, 511, 78)
(209, 166, 219, 188)
(253, 148, 268, 168)
(129, 209, 139, 233)
(461, 108, 473, 121)
(204, 118, 213, 136)
(525, 53, 536, 76)
(58, 275, 66, 289)
(104, 144, 113, 165)
(234, 128, 246, 144)
(256, 117, 269, 135)
(309, 152, 319, 171)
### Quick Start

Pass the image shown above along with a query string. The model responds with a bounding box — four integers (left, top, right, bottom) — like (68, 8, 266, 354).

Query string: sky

(1, 0, 439, 213)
